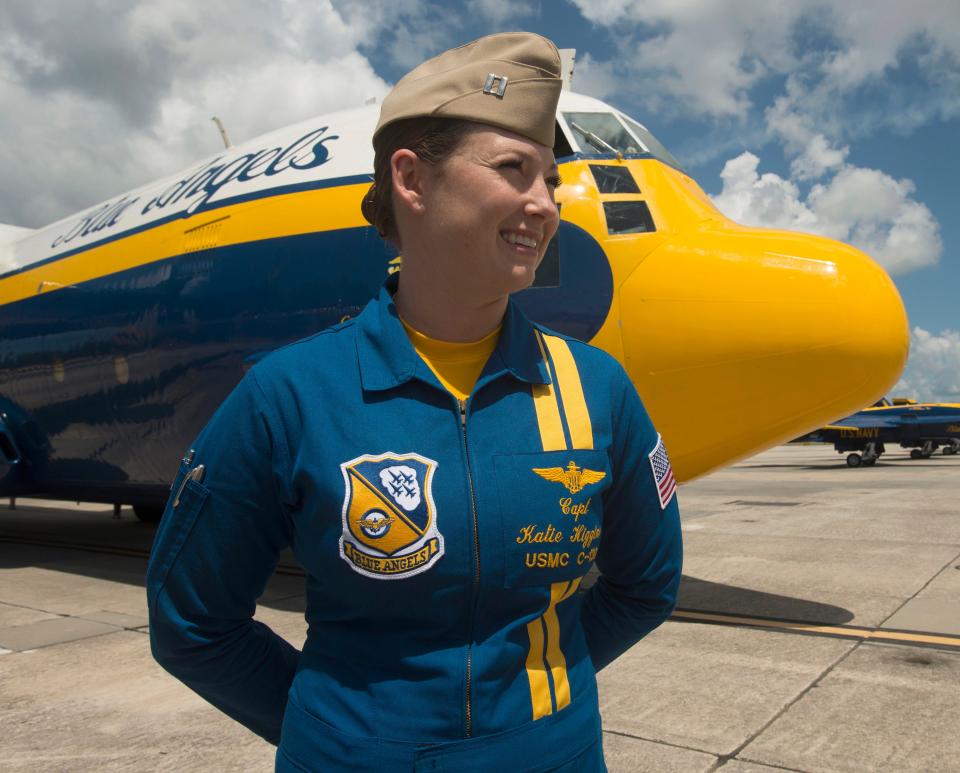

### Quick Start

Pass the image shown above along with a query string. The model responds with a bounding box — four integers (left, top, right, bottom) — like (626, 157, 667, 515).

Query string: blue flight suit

(147, 276, 683, 772)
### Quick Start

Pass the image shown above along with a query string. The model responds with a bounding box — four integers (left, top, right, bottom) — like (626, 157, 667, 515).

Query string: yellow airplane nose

(618, 225, 910, 482)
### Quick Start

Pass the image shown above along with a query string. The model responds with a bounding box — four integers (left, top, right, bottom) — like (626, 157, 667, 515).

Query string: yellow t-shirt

(400, 318, 501, 402)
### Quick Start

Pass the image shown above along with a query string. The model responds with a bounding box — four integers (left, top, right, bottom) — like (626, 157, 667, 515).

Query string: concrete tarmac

(1, 444, 958, 772)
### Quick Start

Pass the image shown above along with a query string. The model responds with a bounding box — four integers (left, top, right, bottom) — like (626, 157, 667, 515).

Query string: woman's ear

(391, 149, 427, 216)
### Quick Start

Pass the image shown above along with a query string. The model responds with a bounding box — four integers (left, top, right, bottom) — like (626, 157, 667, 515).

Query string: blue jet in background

(801, 398, 960, 467)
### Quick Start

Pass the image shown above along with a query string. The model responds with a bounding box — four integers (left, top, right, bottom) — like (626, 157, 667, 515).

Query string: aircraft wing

(831, 412, 905, 429)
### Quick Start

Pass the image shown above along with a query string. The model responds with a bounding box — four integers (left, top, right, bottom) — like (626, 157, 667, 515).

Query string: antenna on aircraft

(559, 49, 576, 91)
(211, 116, 232, 149)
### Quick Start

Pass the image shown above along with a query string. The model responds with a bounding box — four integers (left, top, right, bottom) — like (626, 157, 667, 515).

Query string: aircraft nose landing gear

(847, 441, 882, 467)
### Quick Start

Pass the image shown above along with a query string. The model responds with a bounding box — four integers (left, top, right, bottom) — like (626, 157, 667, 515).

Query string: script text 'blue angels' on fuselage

(0, 91, 909, 518)
(801, 397, 960, 467)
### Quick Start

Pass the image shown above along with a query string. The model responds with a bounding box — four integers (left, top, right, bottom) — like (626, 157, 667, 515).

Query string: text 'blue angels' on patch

(339, 452, 443, 580)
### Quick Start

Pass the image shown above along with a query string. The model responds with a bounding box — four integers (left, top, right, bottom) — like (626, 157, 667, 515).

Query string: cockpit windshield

(619, 115, 685, 172)
(562, 111, 685, 172)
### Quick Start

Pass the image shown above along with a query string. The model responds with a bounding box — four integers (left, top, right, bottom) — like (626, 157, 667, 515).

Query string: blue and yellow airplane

(0, 90, 909, 520)
(802, 398, 960, 466)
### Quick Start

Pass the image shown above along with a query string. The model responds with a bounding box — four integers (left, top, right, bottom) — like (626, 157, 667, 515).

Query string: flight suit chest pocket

(493, 450, 611, 588)
(146, 462, 210, 606)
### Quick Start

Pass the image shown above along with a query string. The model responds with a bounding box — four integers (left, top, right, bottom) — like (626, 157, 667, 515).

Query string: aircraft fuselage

(0, 92, 911, 512)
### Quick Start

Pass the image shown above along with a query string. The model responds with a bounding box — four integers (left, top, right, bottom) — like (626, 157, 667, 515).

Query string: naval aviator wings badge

(532, 462, 606, 494)
(339, 452, 443, 579)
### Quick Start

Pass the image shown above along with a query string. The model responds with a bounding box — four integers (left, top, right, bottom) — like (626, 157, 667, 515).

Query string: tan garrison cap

(374, 32, 563, 147)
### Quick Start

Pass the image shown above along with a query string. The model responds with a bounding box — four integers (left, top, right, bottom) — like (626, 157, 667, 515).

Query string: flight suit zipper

(459, 397, 480, 737)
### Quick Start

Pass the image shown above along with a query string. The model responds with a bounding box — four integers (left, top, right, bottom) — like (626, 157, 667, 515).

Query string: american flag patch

(648, 434, 676, 510)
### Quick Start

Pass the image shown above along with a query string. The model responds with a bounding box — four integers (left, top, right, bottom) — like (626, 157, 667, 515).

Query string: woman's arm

(147, 370, 299, 744)
(580, 366, 683, 671)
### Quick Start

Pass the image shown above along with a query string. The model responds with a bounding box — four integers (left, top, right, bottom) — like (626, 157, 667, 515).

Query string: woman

(147, 32, 682, 772)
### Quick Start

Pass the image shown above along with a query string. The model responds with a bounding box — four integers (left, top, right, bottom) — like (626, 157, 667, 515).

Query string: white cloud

(766, 96, 850, 180)
(568, 0, 960, 127)
(893, 327, 960, 402)
(567, 0, 637, 26)
(383, 21, 454, 71)
(465, 0, 537, 25)
(567, 1, 797, 118)
(789, 134, 848, 181)
(712, 152, 817, 231)
(711, 152, 942, 274)
(0, 1, 393, 228)
(329, 0, 431, 48)
(331, 0, 456, 70)
(570, 52, 619, 101)
(807, 167, 942, 273)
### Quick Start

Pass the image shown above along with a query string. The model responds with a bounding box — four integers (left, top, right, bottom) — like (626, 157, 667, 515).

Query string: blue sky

(0, 0, 957, 398)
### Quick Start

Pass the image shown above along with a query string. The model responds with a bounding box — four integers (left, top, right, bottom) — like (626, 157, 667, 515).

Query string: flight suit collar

(356, 275, 551, 392)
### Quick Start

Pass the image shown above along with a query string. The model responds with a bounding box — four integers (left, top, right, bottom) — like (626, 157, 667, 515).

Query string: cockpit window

(618, 115, 685, 172)
(563, 111, 685, 173)
(603, 201, 655, 235)
(589, 165, 640, 194)
(564, 112, 641, 155)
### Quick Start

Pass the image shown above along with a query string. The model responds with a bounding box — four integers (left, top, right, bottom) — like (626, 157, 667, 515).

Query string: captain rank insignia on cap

(372, 31, 563, 148)
(483, 73, 508, 97)
(339, 452, 444, 579)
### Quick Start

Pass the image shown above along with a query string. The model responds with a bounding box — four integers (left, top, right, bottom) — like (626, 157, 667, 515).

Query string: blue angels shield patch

(339, 452, 444, 579)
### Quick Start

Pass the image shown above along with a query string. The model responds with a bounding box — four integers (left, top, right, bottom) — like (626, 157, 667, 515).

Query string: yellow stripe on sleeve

(525, 617, 553, 720)
(531, 331, 566, 452)
(542, 335, 593, 449)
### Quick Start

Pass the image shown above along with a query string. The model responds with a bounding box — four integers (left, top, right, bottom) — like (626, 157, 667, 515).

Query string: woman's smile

(500, 229, 541, 258)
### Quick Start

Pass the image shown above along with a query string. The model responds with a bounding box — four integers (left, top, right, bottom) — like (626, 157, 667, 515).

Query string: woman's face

(417, 126, 561, 300)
